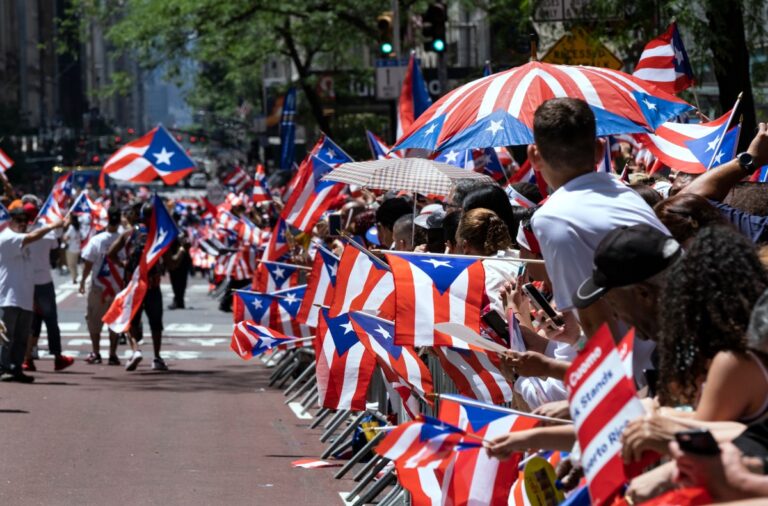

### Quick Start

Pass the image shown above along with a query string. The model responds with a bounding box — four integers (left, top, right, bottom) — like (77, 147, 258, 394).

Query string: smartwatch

(737, 152, 757, 175)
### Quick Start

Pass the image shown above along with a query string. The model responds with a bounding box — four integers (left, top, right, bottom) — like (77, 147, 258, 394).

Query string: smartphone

(643, 369, 659, 397)
(482, 310, 509, 343)
(675, 429, 721, 456)
(328, 212, 342, 236)
(522, 283, 564, 328)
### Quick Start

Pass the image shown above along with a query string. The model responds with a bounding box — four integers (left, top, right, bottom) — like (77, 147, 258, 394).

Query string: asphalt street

(1, 271, 353, 505)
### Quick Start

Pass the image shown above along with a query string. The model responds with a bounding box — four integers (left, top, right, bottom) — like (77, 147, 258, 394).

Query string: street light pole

(392, 0, 401, 57)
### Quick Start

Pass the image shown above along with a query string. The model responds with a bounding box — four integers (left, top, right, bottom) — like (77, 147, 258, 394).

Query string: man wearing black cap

(0, 202, 65, 382)
(573, 224, 683, 386)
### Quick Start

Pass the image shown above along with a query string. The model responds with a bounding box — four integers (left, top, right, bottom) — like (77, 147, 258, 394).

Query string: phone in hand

(675, 429, 721, 456)
(522, 283, 564, 328)
(328, 212, 342, 236)
(482, 310, 509, 344)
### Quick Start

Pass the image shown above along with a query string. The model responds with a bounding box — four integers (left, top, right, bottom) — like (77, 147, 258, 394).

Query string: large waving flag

(385, 252, 486, 347)
(280, 135, 353, 232)
(396, 54, 432, 139)
(350, 312, 433, 399)
(230, 321, 311, 360)
(297, 246, 340, 327)
(103, 195, 179, 332)
(686, 123, 740, 170)
(0, 147, 14, 172)
(633, 22, 694, 95)
(314, 308, 376, 411)
(34, 192, 64, 226)
(101, 125, 196, 185)
(329, 242, 395, 319)
(635, 108, 738, 174)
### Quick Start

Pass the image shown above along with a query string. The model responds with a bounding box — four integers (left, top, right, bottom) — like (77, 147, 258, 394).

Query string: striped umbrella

(321, 158, 493, 196)
(393, 61, 694, 152)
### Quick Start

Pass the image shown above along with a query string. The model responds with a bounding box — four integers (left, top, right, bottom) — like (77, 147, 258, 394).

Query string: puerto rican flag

(69, 192, 108, 248)
(95, 256, 124, 300)
(635, 108, 738, 174)
(396, 53, 432, 139)
(374, 416, 481, 468)
(433, 148, 473, 168)
(103, 194, 179, 333)
(633, 22, 694, 95)
(52, 172, 74, 207)
(350, 311, 434, 400)
(297, 246, 340, 327)
(473, 147, 512, 182)
(329, 242, 395, 320)
(438, 395, 539, 506)
(252, 260, 301, 293)
(34, 191, 64, 226)
(280, 135, 352, 233)
(252, 164, 272, 204)
(216, 209, 240, 231)
(230, 321, 312, 360)
(366, 130, 401, 160)
(314, 308, 376, 411)
(223, 166, 253, 194)
(505, 186, 535, 208)
(101, 125, 196, 185)
(508, 159, 536, 185)
(235, 215, 261, 246)
(0, 147, 13, 172)
(0, 202, 10, 231)
(233, 286, 310, 337)
(433, 346, 514, 405)
(261, 217, 290, 261)
(565, 325, 650, 506)
(385, 252, 485, 347)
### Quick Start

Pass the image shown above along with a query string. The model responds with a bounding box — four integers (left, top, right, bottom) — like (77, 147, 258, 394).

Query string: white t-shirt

(64, 225, 82, 253)
(524, 172, 668, 312)
(29, 233, 58, 285)
(81, 230, 121, 284)
(0, 228, 34, 310)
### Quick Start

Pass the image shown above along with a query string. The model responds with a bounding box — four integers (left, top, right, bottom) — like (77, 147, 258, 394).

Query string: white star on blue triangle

(322, 309, 360, 357)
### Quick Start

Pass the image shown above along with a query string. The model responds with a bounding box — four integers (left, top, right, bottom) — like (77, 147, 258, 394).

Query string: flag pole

(259, 259, 313, 271)
(706, 92, 742, 170)
(429, 393, 573, 425)
(340, 231, 392, 271)
(373, 249, 545, 264)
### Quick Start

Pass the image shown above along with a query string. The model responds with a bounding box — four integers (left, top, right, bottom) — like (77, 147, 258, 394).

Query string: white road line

(165, 323, 214, 333)
(60, 322, 81, 332)
(55, 289, 75, 303)
(288, 402, 314, 420)
(188, 338, 227, 347)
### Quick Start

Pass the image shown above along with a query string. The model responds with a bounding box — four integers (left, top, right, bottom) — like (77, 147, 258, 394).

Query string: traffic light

(422, 2, 446, 53)
(377, 12, 394, 56)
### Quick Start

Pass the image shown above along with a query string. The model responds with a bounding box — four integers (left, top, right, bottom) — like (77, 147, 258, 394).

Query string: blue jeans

(31, 282, 61, 355)
(0, 307, 33, 375)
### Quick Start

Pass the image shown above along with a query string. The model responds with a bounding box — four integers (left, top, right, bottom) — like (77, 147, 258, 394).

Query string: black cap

(572, 224, 682, 309)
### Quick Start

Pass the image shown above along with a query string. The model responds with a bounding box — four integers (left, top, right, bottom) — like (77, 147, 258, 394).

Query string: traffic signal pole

(392, 0, 401, 57)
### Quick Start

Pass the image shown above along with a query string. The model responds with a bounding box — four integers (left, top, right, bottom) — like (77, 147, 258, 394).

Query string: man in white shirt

(522, 98, 669, 342)
(79, 207, 123, 365)
(0, 202, 65, 382)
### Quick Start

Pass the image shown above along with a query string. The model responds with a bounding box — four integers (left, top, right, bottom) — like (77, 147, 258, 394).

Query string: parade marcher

(23, 200, 75, 373)
(79, 207, 123, 365)
(62, 214, 82, 284)
(0, 201, 65, 382)
(166, 235, 191, 310)
(107, 201, 169, 371)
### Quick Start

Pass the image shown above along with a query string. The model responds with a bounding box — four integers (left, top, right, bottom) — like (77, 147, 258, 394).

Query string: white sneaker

(152, 357, 168, 371)
(125, 351, 143, 371)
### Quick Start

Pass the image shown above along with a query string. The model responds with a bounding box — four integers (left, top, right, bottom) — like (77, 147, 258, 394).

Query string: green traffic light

(381, 42, 394, 54)
(432, 38, 445, 52)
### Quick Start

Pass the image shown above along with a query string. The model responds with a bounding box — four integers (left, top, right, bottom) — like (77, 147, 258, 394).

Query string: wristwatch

(737, 152, 757, 174)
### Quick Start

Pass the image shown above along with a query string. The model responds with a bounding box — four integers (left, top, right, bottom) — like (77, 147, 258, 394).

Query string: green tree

(65, 0, 409, 135)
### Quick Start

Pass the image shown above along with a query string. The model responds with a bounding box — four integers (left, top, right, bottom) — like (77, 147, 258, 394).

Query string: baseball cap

(414, 203, 445, 229)
(572, 224, 682, 309)
(8, 199, 26, 217)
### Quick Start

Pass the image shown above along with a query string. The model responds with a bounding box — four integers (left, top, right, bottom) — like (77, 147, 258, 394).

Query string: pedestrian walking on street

(167, 235, 191, 310)
(62, 215, 82, 284)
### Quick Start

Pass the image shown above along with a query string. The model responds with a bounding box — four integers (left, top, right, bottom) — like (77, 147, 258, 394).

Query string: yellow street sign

(541, 28, 623, 70)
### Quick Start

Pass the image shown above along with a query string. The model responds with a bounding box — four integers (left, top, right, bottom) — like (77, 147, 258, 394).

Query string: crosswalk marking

(188, 338, 227, 347)
(165, 323, 213, 333)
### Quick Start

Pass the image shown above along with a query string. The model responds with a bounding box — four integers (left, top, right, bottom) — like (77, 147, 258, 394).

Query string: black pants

(169, 267, 188, 308)
(219, 279, 250, 312)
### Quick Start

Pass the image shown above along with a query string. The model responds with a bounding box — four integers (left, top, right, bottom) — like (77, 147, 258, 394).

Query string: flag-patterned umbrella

(322, 158, 493, 196)
(393, 61, 693, 152)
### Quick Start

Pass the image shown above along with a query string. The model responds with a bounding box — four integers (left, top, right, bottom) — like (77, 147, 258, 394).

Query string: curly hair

(657, 225, 768, 405)
(457, 208, 512, 255)
(654, 193, 729, 244)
